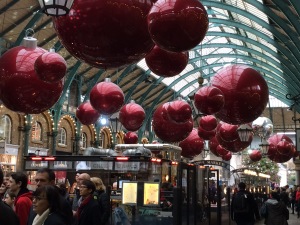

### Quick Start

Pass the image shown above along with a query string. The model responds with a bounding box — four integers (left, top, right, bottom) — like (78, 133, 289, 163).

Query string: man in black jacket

(27, 168, 73, 225)
(231, 182, 260, 225)
(0, 168, 20, 225)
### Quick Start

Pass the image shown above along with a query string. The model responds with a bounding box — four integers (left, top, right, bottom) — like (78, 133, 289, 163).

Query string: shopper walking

(0, 168, 19, 225)
(8, 172, 32, 225)
(263, 191, 289, 225)
(4, 190, 17, 209)
(231, 182, 260, 225)
(295, 186, 300, 218)
(74, 180, 101, 225)
(72, 173, 91, 214)
(32, 185, 67, 225)
(91, 177, 111, 225)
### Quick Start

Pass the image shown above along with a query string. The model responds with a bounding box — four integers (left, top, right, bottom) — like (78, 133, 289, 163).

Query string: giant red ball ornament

(90, 79, 124, 115)
(124, 132, 138, 144)
(216, 145, 229, 156)
(119, 101, 145, 131)
(211, 65, 269, 125)
(145, 45, 189, 77)
(76, 102, 100, 125)
(222, 152, 232, 161)
(34, 51, 67, 83)
(53, 0, 154, 69)
(199, 115, 218, 131)
(208, 136, 220, 157)
(166, 99, 192, 123)
(152, 103, 193, 142)
(194, 86, 225, 115)
(0, 45, 63, 114)
(197, 126, 216, 140)
(148, 0, 209, 52)
(179, 129, 205, 158)
(249, 150, 262, 162)
(276, 140, 292, 156)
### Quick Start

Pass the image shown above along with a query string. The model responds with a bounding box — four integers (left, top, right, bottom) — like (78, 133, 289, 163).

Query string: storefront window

(32, 121, 42, 141)
(0, 115, 12, 143)
(58, 128, 67, 146)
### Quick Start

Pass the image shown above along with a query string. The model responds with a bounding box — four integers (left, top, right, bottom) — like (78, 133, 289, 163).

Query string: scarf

(32, 209, 50, 225)
(76, 195, 92, 220)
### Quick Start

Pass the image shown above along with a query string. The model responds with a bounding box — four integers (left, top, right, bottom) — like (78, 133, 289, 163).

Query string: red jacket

(296, 191, 300, 202)
(15, 191, 32, 225)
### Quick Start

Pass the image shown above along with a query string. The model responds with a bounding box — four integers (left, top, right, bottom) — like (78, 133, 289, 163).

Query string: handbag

(259, 202, 268, 218)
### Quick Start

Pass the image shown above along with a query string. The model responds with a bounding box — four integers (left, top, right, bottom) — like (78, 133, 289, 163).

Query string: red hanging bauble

(166, 99, 192, 124)
(211, 65, 269, 125)
(145, 45, 188, 77)
(199, 115, 218, 131)
(198, 126, 216, 140)
(76, 101, 100, 125)
(0, 37, 63, 114)
(53, 0, 154, 69)
(216, 145, 229, 156)
(208, 136, 220, 157)
(179, 128, 204, 158)
(90, 78, 124, 115)
(148, 0, 208, 52)
(249, 150, 262, 162)
(124, 132, 138, 144)
(194, 86, 225, 115)
(276, 140, 293, 156)
(222, 152, 232, 161)
(119, 101, 145, 131)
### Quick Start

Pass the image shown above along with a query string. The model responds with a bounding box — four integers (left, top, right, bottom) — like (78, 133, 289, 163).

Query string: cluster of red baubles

(0, 38, 67, 114)
(52, 0, 209, 77)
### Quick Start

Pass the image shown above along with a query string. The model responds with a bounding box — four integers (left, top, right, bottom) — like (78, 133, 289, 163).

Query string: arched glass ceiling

(137, 0, 300, 108)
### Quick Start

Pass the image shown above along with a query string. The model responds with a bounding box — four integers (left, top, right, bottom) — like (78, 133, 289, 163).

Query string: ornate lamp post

(259, 138, 270, 156)
(109, 114, 122, 149)
(237, 124, 253, 142)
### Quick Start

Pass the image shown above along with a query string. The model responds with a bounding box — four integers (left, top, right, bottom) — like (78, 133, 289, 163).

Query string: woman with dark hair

(32, 185, 66, 225)
(74, 179, 101, 225)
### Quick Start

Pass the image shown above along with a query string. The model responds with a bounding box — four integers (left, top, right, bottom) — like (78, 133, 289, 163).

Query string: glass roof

(137, 0, 283, 99)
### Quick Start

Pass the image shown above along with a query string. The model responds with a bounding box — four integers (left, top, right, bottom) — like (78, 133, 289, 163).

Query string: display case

(122, 181, 138, 205)
(143, 182, 160, 206)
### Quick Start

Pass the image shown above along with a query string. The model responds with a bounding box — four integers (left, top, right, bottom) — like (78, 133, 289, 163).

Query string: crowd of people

(0, 168, 111, 225)
(231, 182, 300, 225)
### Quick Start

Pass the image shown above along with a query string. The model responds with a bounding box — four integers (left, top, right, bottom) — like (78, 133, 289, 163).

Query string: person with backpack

(231, 182, 260, 225)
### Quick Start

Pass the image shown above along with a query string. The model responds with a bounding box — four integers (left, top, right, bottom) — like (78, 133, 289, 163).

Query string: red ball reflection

(0, 46, 63, 114)
(76, 102, 100, 125)
(53, 0, 154, 69)
(211, 65, 269, 125)
(90, 80, 124, 115)
(119, 102, 145, 131)
(194, 86, 225, 115)
(34, 52, 67, 83)
(145, 45, 188, 77)
(148, 0, 208, 52)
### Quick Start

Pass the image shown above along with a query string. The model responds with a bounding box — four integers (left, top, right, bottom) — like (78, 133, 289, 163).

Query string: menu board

(122, 182, 138, 205)
(143, 182, 160, 206)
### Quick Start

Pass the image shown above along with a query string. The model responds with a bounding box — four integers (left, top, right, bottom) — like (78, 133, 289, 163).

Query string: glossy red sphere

(90, 80, 124, 115)
(145, 45, 188, 77)
(222, 152, 232, 161)
(208, 136, 220, 157)
(179, 129, 204, 158)
(199, 115, 218, 131)
(268, 134, 293, 145)
(211, 65, 269, 125)
(0, 46, 63, 114)
(216, 122, 239, 143)
(197, 126, 216, 140)
(194, 86, 225, 115)
(148, 0, 208, 52)
(152, 103, 193, 142)
(216, 145, 229, 156)
(249, 150, 262, 162)
(124, 132, 139, 144)
(34, 52, 67, 83)
(119, 102, 145, 131)
(166, 99, 192, 123)
(276, 140, 292, 156)
(76, 101, 100, 125)
(53, 0, 154, 69)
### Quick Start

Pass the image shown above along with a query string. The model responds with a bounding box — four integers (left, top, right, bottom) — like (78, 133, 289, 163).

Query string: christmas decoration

(76, 101, 100, 125)
(119, 101, 145, 131)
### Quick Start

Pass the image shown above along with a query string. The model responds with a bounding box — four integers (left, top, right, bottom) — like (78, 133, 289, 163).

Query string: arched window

(32, 121, 42, 141)
(58, 128, 67, 146)
(0, 115, 12, 143)
(81, 133, 87, 149)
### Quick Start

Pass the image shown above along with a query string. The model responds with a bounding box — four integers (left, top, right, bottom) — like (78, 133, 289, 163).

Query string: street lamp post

(109, 115, 122, 150)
